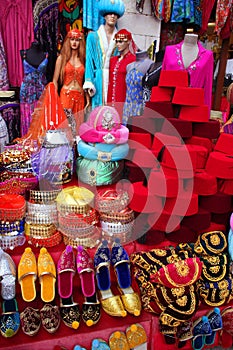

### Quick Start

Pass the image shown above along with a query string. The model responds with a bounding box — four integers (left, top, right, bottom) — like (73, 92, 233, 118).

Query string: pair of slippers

(192, 307, 223, 350)
(58, 245, 101, 328)
(109, 324, 147, 350)
(18, 247, 56, 303)
(20, 304, 60, 335)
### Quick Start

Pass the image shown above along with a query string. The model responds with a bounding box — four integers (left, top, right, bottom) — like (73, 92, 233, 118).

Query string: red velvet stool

(163, 193, 199, 216)
(132, 147, 160, 168)
(151, 132, 182, 156)
(181, 208, 211, 231)
(205, 151, 233, 179)
(214, 132, 233, 155)
(125, 161, 148, 183)
(217, 178, 233, 195)
(158, 70, 189, 87)
(192, 170, 217, 195)
(179, 105, 209, 122)
(165, 225, 197, 243)
(185, 136, 214, 154)
(162, 118, 193, 138)
(161, 164, 194, 179)
(192, 120, 220, 139)
(186, 144, 209, 169)
(147, 211, 181, 233)
(160, 144, 197, 172)
(128, 132, 152, 149)
(172, 87, 205, 106)
(199, 191, 232, 214)
(150, 86, 174, 102)
(128, 115, 163, 134)
(211, 211, 232, 226)
(127, 181, 164, 213)
(148, 168, 183, 197)
(197, 221, 227, 234)
(145, 101, 175, 118)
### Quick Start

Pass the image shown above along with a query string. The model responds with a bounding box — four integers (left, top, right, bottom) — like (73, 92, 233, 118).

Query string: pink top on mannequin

(162, 34, 214, 112)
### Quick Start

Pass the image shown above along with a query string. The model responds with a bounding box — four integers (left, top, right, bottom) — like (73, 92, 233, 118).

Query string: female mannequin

(181, 34, 199, 69)
(161, 33, 214, 111)
(122, 50, 153, 125)
(107, 29, 136, 118)
(20, 41, 48, 136)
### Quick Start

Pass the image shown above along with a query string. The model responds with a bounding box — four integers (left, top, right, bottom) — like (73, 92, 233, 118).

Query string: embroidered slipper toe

(40, 304, 60, 334)
(94, 240, 127, 318)
(111, 238, 141, 316)
(0, 298, 20, 338)
(38, 247, 56, 303)
(126, 323, 147, 350)
(20, 306, 41, 336)
(0, 248, 16, 300)
(91, 339, 110, 350)
(18, 247, 37, 302)
(60, 296, 80, 330)
(205, 307, 222, 345)
(109, 331, 130, 350)
(77, 246, 95, 297)
(192, 316, 212, 350)
(57, 245, 75, 299)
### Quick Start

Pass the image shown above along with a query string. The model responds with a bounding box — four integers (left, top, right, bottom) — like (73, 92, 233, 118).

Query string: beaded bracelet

(0, 219, 25, 235)
(0, 233, 26, 250)
(25, 223, 57, 238)
(57, 203, 92, 215)
(25, 212, 58, 225)
(96, 189, 129, 213)
(29, 190, 61, 204)
(26, 230, 62, 248)
(100, 208, 134, 224)
(27, 202, 58, 215)
(58, 209, 99, 228)
(100, 220, 134, 234)
(59, 224, 97, 239)
(63, 228, 101, 248)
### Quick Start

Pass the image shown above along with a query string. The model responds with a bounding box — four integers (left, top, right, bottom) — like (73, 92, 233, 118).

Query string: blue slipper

(205, 307, 222, 346)
(111, 238, 141, 316)
(0, 298, 20, 337)
(192, 316, 212, 350)
(92, 339, 110, 350)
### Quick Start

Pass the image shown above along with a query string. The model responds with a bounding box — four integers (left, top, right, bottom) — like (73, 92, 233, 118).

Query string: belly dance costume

(60, 61, 85, 136)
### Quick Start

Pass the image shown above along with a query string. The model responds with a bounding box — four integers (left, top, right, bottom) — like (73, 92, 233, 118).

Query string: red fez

(115, 29, 132, 41)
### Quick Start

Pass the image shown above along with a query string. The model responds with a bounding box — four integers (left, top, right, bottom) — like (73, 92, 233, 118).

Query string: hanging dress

(122, 67, 145, 126)
(20, 53, 48, 136)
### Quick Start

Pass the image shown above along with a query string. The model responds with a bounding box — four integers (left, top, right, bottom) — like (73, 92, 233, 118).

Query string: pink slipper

(76, 246, 95, 297)
(57, 245, 76, 299)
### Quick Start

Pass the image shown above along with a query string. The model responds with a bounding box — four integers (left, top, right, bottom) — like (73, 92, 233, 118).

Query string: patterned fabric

(0, 116, 9, 153)
(33, 0, 59, 82)
(122, 68, 145, 125)
(215, 0, 233, 38)
(0, 102, 20, 142)
(171, 0, 194, 23)
(83, 0, 104, 31)
(58, 0, 83, 44)
(20, 55, 48, 136)
(0, 32, 9, 91)
(0, 0, 34, 87)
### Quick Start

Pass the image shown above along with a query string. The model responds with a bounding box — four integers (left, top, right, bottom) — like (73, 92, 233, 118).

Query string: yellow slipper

(38, 247, 56, 303)
(126, 324, 147, 349)
(109, 331, 130, 350)
(18, 247, 37, 302)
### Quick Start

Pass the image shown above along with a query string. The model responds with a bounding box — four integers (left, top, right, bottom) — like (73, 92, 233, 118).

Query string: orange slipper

(18, 247, 37, 302)
(126, 324, 147, 349)
(38, 247, 56, 303)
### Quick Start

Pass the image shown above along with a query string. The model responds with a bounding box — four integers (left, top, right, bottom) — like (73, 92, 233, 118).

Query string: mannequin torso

(127, 50, 153, 75)
(20, 42, 46, 68)
(181, 34, 199, 69)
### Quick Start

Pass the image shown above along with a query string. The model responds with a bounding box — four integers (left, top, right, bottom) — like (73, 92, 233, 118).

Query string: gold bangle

(25, 223, 57, 237)
(29, 190, 61, 204)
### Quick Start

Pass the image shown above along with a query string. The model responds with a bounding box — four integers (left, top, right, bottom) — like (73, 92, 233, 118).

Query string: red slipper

(57, 245, 76, 299)
(76, 246, 95, 297)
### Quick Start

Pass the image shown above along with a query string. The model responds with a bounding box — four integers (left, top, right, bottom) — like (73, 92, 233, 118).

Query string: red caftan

(107, 51, 136, 118)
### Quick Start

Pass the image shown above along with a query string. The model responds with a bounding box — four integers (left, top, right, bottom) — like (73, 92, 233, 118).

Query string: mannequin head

(114, 29, 132, 56)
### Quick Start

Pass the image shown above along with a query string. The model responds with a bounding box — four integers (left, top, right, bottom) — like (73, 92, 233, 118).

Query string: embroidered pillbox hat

(98, 0, 125, 18)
